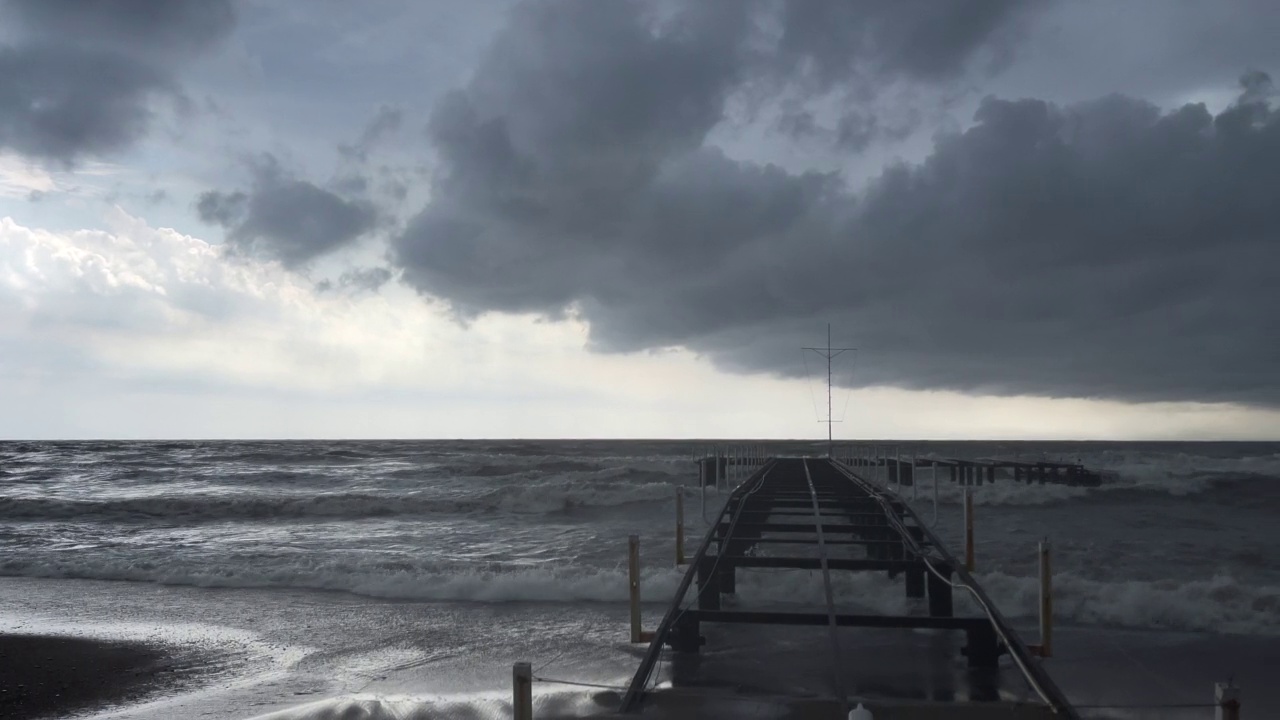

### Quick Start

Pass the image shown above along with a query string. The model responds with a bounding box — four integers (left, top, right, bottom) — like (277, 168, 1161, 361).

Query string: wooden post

(963, 489, 975, 572)
(628, 534, 642, 643)
(675, 487, 685, 566)
(1038, 540, 1052, 657)
(1216, 682, 1240, 720)
(513, 662, 533, 720)
(912, 453, 918, 500)
(932, 460, 939, 525)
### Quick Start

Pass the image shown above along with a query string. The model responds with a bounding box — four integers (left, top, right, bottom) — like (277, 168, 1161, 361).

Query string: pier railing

(620, 456, 1081, 717)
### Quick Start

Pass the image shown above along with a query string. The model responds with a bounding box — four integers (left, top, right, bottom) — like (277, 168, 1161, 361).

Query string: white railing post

(1216, 682, 1240, 720)
(628, 535, 642, 643)
(912, 453, 918, 501)
(1038, 540, 1052, 657)
(963, 488, 975, 572)
(675, 487, 685, 566)
(931, 460, 939, 526)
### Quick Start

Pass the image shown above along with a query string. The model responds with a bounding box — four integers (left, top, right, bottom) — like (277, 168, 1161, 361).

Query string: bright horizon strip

(1, 212, 1278, 441)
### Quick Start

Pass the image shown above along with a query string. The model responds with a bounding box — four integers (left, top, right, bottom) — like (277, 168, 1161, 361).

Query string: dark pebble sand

(0, 634, 180, 720)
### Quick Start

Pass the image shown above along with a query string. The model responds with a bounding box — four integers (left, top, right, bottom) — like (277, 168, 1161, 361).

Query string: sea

(1, 440, 1278, 719)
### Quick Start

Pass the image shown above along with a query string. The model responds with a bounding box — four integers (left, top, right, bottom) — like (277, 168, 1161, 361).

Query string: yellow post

(512, 662, 533, 720)
(1039, 540, 1052, 657)
(675, 487, 686, 566)
(963, 488, 975, 572)
(628, 534, 641, 643)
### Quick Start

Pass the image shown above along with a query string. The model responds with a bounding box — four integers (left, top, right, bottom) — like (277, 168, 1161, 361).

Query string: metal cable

(1072, 702, 1218, 709)
(829, 461, 1064, 714)
(534, 676, 627, 691)
(802, 458, 849, 712)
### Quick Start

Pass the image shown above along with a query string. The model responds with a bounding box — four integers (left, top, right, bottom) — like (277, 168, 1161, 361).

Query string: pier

(699, 448, 1107, 488)
(620, 456, 1078, 718)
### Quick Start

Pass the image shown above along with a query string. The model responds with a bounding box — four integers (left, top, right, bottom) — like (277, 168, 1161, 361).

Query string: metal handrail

(618, 459, 777, 712)
(829, 459, 1080, 718)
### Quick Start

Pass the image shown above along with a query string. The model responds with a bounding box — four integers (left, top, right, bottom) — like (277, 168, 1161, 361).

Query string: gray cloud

(316, 267, 394, 294)
(196, 190, 247, 226)
(3, 0, 235, 57)
(198, 158, 377, 267)
(0, 46, 168, 161)
(339, 105, 405, 163)
(771, 0, 1037, 87)
(777, 107, 921, 152)
(391, 0, 1280, 408)
(392, 0, 1036, 308)
(0, 0, 234, 163)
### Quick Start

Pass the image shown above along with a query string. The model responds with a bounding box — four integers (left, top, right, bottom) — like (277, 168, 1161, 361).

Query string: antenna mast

(803, 324, 855, 458)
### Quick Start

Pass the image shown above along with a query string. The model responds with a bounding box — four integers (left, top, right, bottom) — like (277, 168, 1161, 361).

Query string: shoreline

(0, 634, 187, 720)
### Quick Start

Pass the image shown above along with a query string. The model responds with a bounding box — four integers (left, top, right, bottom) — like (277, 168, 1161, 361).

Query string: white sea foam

(247, 691, 609, 720)
(0, 479, 682, 522)
(0, 557, 687, 604)
(962, 570, 1280, 636)
(6, 557, 1273, 636)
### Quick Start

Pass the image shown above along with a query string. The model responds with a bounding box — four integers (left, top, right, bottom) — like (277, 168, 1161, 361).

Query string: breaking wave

(968, 570, 1280, 636)
(4, 557, 1275, 637)
(248, 692, 612, 720)
(892, 461, 1279, 507)
(0, 479, 683, 523)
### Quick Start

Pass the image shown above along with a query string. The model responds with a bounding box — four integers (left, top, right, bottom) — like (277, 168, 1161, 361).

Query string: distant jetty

(698, 446, 1107, 488)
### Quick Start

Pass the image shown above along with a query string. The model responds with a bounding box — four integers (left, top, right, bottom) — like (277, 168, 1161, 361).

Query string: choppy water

(1, 440, 1279, 719)
(2, 440, 1279, 631)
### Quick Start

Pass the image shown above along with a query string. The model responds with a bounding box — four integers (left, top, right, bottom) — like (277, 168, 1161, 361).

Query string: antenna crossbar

(803, 324, 855, 458)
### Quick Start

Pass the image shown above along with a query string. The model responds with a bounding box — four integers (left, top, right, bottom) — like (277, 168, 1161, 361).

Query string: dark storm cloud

(198, 159, 377, 267)
(3, 0, 235, 57)
(0, 46, 167, 160)
(394, 0, 1033, 301)
(0, 0, 234, 162)
(777, 108, 920, 152)
(772, 0, 1038, 87)
(391, 0, 1280, 406)
(196, 190, 247, 226)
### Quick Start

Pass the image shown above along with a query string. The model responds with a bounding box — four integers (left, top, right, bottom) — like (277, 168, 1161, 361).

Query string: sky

(1, 0, 1279, 440)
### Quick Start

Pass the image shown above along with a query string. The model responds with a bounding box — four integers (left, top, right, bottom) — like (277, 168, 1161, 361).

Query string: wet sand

(0, 634, 181, 720)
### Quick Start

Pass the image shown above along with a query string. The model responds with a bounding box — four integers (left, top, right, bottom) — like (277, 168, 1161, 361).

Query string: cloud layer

(0, 0, 234, 163)
(197, 156, 378, 267)
(387, 1, 1280, 407)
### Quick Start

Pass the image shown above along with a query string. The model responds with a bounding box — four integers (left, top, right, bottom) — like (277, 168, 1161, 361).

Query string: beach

(0, 634, 184, 720)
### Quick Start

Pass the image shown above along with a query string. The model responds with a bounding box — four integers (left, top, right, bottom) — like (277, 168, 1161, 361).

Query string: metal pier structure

(699, 449, 1107, 488)
(620, 456, 1080, 719)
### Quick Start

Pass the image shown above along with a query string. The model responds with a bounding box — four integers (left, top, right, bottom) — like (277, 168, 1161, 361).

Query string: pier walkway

(620, 457, 1079, 719)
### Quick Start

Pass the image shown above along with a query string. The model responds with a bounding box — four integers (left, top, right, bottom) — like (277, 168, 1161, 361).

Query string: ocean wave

(893, 465, 1271, 507)
(0, 480, 683, 523)
(4, 557, 1273, 637)
(969, 570, 1280, 636)
(0, 558, 687, 604)
(248, 692, 608, 720)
